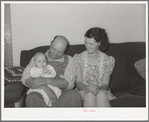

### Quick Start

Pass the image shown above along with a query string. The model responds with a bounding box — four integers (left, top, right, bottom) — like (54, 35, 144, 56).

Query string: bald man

(23, 35, 82, 107)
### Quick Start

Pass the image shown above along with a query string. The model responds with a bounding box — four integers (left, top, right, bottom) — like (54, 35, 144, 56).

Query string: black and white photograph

(1, 1, 148, 121)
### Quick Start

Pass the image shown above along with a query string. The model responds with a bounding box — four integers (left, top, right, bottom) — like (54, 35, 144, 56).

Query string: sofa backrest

(20, 46, 50, 68)
(104, 43, 128, 93)
(20, 43, 128, 93)
(20, 42, 145, 94)
(121, 42, 146, 90)
(20, 44, 86, 68)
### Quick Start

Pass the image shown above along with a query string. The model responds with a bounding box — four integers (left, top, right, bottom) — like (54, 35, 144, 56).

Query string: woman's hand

(30, 77, 49, 89)
(88, 84, 100, 95)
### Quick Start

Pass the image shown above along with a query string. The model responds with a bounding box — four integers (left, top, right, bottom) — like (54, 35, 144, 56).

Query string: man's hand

(30, 77, 49, 89)
(25, 77, 34, 88)
(45, 69, 52, 74)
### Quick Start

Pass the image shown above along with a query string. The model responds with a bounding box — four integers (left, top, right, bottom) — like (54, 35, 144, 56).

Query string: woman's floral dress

(73, 50, 116, 100)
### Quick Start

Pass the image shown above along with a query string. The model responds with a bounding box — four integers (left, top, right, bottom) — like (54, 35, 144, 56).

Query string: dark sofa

(5, 42, 146, 107)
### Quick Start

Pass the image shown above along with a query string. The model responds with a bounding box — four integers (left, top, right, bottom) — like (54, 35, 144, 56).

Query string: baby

(27, 52, 61, 106)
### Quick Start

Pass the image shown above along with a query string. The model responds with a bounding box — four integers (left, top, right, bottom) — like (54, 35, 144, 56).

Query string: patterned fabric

(73, 51, 115, 86)
(73, 51, 116, 100)
(5, 66, 24, 83)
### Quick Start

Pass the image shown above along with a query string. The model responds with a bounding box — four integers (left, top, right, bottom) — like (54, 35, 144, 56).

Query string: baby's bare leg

(38, 85, 58, 103)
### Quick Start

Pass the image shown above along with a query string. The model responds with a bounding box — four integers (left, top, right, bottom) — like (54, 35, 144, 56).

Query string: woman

(73, 27, 116, 107)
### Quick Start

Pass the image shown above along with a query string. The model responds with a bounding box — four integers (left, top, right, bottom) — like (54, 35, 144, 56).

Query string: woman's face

(84, 37, 100, 54)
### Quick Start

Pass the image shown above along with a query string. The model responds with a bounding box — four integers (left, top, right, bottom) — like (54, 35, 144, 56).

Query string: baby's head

(34, 52, 46, 69)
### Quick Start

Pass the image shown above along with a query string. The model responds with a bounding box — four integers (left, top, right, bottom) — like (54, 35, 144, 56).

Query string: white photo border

(1, 1, 148, 121)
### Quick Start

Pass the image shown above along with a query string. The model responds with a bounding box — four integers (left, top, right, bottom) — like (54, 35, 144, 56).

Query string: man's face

(48, 40, 66, 60)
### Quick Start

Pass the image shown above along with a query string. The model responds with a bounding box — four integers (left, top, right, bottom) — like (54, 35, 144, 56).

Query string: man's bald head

(48, 35, 69, 60)
(52, 35, 68, 51)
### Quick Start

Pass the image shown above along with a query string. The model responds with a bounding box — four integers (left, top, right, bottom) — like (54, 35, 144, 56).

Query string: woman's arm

(100, 73, 111, 90)
(100, 56, 115, 90)
(76, 70, 87, 91)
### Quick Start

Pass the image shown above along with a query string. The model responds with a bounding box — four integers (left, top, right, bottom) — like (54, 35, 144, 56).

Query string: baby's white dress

(27, 65, 61, 106)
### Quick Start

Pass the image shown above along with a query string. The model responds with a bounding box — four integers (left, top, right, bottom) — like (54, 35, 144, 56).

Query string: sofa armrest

(5, 83, 27, 103)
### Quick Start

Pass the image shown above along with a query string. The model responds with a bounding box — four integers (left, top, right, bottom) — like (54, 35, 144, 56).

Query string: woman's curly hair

(84, 27, 109, 51)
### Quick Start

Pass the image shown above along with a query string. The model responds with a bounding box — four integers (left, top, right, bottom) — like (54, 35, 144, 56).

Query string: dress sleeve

(73, 54, 82, 72)
(104, 56, 115, 74)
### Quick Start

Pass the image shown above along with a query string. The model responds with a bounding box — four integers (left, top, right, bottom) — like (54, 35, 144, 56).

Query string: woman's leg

(84, 92, 96, 107)
(96, 90, 111, 107)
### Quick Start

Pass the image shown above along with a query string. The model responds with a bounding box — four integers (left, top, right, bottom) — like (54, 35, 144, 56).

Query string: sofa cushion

(105, 43, 127, 94)
(110, 95, 145, 107)
(5, 66, 24, 84)
(127, 85, 146, 96)
(121, 42, 145, 89)
(113, 91, 132, 98)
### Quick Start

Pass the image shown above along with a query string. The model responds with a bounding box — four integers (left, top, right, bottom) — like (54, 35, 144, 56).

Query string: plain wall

(10, 3, 146, 66)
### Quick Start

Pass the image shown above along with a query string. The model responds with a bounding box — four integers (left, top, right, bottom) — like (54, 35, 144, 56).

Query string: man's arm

(24, 77, 34, 88)
(46, 78, 69, 89)
(29, 77, 69, 89)
(100, 73, 111, 90)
